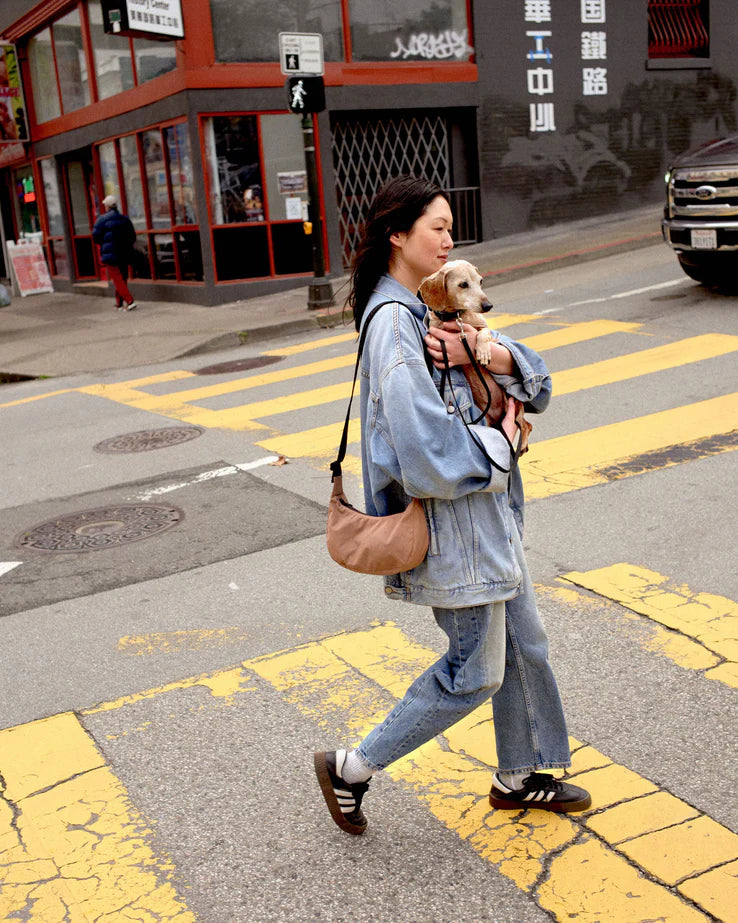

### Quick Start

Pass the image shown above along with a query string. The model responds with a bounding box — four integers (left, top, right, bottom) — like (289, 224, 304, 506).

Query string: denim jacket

(359, 274, 552, 608)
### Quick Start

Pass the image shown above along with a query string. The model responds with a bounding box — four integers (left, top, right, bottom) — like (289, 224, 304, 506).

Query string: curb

(186, 228, 665, 356)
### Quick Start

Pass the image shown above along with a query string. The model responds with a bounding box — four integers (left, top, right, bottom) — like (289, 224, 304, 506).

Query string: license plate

(691, 228, 717, 249)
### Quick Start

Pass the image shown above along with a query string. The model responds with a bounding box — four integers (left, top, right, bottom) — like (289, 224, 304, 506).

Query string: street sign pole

(280, 32, 333, 310)
(301, 112, 333, 309)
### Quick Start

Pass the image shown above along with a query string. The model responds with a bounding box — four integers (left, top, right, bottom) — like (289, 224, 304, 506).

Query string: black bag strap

(439, 338, 522, 474)
(330, 300, 405, 481)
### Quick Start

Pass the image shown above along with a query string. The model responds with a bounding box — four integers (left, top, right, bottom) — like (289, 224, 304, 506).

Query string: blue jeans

(357, 530, 571, 773)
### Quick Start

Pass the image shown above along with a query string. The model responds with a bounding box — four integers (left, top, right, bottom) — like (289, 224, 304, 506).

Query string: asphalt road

(1, 243, 736, 922)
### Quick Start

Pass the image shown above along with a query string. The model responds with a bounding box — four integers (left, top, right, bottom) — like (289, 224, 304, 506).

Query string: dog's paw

(475, 329, 493, 365)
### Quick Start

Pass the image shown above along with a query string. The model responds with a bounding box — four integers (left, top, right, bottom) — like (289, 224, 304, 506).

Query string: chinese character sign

(0, 45, 28, 143)
(525, 6, 555, 132)
(580, 3, 607, 97)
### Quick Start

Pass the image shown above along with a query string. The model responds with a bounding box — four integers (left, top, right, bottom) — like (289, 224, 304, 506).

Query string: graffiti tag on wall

(390, 30, 472, 61)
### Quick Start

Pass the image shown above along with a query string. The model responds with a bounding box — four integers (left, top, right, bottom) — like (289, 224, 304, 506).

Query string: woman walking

(314, 175, 590, 834)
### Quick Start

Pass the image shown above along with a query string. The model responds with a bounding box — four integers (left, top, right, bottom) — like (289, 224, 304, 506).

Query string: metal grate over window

(331, 114, 451, 268)
(648, 0, 709, 58)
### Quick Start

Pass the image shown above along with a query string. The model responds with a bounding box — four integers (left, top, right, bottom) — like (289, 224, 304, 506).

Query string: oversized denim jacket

(359, 275, 552, 608)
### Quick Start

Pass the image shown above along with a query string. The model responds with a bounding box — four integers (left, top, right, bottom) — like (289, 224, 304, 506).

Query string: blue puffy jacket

(92, 207, 136, 266)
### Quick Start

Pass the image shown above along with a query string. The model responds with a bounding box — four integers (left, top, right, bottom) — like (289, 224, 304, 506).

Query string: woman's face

(389, 195, 454, 289)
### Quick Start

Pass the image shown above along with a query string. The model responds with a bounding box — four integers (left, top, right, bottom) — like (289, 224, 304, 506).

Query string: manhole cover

(16, 504, 184, 552)
(93, 427, 203, 453)
(195, 356, 283, 375)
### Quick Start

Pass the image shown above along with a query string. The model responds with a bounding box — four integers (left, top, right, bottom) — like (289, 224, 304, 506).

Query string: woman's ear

(389, 230, 406, 248)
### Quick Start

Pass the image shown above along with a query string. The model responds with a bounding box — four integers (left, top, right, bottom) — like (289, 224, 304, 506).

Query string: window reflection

(119, 135, 147, 230)
(204, 116, 264, 225)
(165, 123, 197, 225)
(209, 0, 343, 62)
(28, 29, 61, 123)
(133, 38, 177, 83)
(98, 140, 118, 202)
(143, 129, 170, 229)
(40, 159, 64, 237)
(88, 0, 134, 99)
(52, 8, 91, 112)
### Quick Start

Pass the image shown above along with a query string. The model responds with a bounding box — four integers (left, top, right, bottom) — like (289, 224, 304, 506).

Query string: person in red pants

(92, 195, 138, 311)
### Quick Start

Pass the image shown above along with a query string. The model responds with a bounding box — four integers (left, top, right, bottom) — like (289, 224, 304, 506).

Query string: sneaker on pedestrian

(125, 301, 137, 311)
(114, 301, 124, 311)
(314, 750, 370, 835)
(489, 771, 591, 813)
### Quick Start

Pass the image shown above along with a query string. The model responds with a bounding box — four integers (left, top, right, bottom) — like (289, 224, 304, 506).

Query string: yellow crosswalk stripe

(248, 622, 737, 921)
(560, 564, 738, 688)
(523, 392, 738, 499)
(553, 333, 738, 395)
(516, 319, 641, 351)
(0, 714, 194, 921)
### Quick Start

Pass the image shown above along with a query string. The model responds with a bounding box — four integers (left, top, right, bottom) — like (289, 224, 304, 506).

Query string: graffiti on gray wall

(486, 70, 737, 226)
(390, 30, 472, 60)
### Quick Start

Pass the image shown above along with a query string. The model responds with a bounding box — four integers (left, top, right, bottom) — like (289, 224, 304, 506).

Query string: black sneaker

(314, 750, 370, 835)
(489, 772, 592, 813)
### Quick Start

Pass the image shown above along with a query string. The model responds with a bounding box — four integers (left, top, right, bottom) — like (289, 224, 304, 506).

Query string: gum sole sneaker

(314, 750, 369, 835)
(489, 771, 592, 813)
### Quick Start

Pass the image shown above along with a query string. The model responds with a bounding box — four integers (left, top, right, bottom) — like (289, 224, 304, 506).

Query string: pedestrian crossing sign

(279, 32, 324, 76)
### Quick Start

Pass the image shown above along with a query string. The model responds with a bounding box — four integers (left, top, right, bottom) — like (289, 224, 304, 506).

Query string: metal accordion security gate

(331, 113, 452, 269)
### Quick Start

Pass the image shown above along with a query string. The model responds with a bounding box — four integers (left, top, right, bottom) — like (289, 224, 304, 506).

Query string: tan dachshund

(419, 259, 532, 453)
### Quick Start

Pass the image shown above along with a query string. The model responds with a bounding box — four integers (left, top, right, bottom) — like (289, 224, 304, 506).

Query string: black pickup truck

(662, 133, 738, 287)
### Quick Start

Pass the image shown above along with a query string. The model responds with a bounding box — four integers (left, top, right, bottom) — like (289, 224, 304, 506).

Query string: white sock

(340, 750, 375, 784)
(496, 770, 530, 791)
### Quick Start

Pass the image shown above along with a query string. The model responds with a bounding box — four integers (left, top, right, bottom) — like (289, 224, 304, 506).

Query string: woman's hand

(424, 323, 478, 368)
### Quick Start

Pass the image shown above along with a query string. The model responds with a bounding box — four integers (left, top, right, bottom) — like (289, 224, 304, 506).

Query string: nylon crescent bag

(326, 301, 430, 576)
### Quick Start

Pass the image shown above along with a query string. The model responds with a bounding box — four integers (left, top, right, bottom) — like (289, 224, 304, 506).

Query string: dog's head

(419, 260, 492, 317)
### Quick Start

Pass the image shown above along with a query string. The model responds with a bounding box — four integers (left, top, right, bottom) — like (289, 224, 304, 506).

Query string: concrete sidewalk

(0, 204, 664, 380)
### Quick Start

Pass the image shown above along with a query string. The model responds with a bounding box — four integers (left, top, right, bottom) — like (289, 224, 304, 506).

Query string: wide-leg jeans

(357, 529, 572, 773)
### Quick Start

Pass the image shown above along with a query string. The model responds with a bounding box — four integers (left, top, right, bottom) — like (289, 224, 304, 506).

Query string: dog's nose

(480, 299, 493, 313)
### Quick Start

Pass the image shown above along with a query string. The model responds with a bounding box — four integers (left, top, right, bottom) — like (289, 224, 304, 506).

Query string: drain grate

(16, 504, 184, 552)
(94, 427, 203, 454)
(195, 356, 283, 375)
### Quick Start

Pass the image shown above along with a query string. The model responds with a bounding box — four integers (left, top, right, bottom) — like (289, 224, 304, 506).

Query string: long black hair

(347, 175, 448, 331)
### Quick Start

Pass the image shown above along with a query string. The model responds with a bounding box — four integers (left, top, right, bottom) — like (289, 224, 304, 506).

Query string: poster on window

(0, 45, 29, 143)
(6, 240, 53, 296)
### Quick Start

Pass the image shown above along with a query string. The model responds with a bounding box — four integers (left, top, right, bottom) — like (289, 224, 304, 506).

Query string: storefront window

(13, 165, 41, 237)
(52, 7, 91, 112)
(98, 141, 118, 201)
(204, 116, 264, 224)
(203, 113, 313, 281)
(164, 123, 197, 225)
(88, 0, 134, 99)
(95, 122, 203, 282)
(40, 159, 64, 237)
(261, 114, 309, 223)
(119, 134, 147, 230)
(133, 38, 177, 83)
(142, 129, 170, 229)
(209, 0, 343, 62)
(27, 29, 61, 123)
(349, 0, 472, 62)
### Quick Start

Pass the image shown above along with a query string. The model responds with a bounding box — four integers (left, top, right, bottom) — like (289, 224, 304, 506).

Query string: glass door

(63, 152, 98, 278)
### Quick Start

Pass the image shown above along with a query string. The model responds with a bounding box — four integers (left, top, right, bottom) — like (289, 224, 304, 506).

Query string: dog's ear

(419, 268, 448, 309)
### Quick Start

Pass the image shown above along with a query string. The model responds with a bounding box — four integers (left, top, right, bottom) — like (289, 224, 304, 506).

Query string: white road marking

(131, 456, 280, 502)
(0, 562, 22, 578)
(567, 278, 686, 308)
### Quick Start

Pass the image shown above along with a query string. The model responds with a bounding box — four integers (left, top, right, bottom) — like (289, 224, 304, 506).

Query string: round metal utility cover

(16, 504, 184, 552)
(195, 356, 283, 375)
(94, 427, 203, 454)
